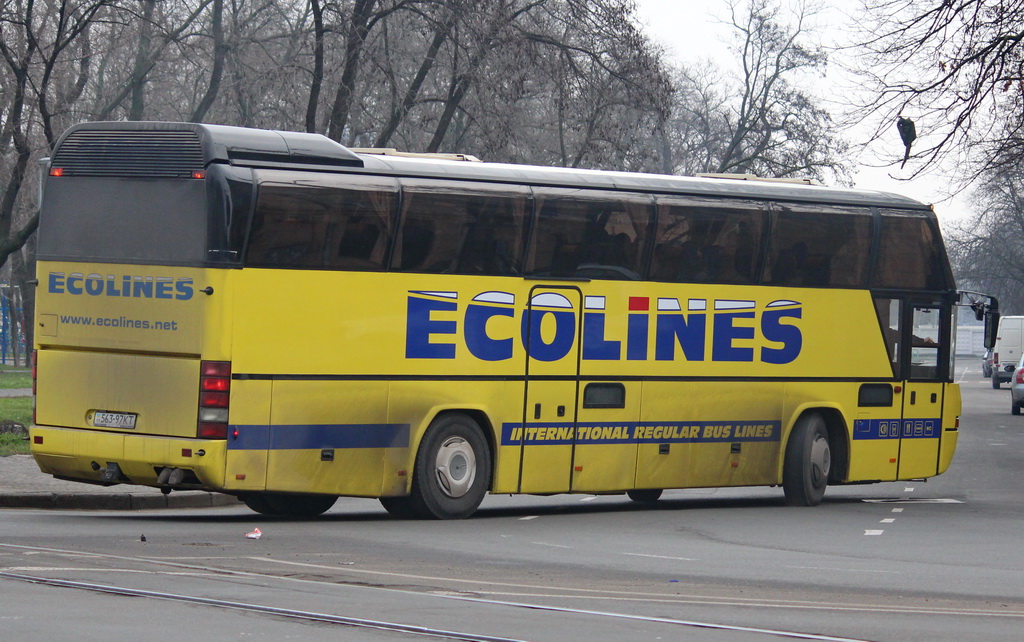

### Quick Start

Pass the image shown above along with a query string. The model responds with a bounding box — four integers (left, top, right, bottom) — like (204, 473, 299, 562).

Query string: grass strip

(0, 396, 32, 455)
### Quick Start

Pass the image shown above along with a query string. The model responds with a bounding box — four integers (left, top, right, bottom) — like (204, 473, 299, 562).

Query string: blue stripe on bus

(228, 423, 411, 450)
(500, 421, 781, 446)
(853, 418, 940, 440)
(224, 417, 940, 451)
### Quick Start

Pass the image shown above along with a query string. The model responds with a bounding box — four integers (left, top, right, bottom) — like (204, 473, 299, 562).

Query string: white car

(1011, 355, 1024, 415)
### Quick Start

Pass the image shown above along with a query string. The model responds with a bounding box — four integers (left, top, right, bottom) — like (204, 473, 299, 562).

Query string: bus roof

(53, 121, 929, 210)
(354, 153, 928, 210)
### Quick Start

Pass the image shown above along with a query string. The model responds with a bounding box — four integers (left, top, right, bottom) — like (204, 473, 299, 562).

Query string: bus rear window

(38, 177, 209, 265)
(247, 172, 397, 271)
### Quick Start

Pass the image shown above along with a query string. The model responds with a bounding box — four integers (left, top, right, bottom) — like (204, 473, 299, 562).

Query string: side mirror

(985, 309, 1000, 350)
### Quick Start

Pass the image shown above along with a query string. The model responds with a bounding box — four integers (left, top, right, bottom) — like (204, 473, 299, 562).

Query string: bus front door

(517, 287, 582, 494)
(898, 304, 944, 479)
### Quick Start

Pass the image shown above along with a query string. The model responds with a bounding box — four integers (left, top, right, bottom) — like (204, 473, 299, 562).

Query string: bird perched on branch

(897, 116, 916, 169)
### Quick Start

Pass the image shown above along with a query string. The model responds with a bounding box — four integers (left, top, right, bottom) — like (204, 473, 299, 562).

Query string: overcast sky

(631, 0, 971, 225)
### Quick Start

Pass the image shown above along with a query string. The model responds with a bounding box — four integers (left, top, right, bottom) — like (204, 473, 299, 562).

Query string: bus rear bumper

(29, 425, 227, 491)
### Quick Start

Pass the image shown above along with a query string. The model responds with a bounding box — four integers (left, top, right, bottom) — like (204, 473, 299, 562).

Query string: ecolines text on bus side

(406, 290, 803, 364)
(47, 272, 194, 300)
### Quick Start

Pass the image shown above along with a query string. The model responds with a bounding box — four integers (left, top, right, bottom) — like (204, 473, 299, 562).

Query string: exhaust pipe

(157, 467, 187, 485)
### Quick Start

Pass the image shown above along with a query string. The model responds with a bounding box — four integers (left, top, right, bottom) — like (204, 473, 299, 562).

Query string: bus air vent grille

(52, 130, 204, 178)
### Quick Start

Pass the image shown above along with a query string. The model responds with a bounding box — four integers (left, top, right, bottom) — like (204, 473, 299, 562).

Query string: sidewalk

(0, 454, 241, 510)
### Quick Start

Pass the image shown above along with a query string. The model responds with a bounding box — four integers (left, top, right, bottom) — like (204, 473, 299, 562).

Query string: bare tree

(326, 0, 379, 141)
(948, 167, 1024, 313)
(654, 0, 848, 183)
(189, 0, 225, 122)
(0, 0, 118, 266)
(717, 0, 846, 180)
(305, 0, 325, 132)
(373, 4, 455, 147)
(94, 1, 214, 120)
(849, 0, 1024, 179)
(660, 64, 730, 176)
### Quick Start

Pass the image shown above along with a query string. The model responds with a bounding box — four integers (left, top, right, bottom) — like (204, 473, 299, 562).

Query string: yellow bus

(29, 122, 997, 519)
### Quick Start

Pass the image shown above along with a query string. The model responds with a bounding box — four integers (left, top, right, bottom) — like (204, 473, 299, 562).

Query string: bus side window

(910, 305, 941, 379)
(392, 181, 528, 275)
(328, 191, 395, 270)
(246, 188, 327, 268)
(650, 197, 765, 284)
(764, 204, 872, 287)
(875, 298, 902, 377)
(872, 210, 953, 290)
(247, 172, 397, 271)
(526, 189, 651, 280)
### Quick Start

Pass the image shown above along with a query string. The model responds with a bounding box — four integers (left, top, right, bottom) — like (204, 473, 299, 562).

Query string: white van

(991, 316, 1024, 388)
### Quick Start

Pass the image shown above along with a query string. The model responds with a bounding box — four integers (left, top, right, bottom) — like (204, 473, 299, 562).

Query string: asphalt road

(1, 363, 1021, 641)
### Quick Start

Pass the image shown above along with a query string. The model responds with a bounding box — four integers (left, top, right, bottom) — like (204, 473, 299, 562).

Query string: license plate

(93, 411, 137, 429)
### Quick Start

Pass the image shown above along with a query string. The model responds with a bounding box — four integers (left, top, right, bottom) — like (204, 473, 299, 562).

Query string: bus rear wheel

(783, 413, 830, 506)
(408, 413, 491, 520)
(241, 492, 337, 517)
(626, 489, 663, 503)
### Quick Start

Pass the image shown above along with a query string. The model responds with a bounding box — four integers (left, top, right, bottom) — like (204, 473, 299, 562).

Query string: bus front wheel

(783, 413, 830, 506)
(409, 413, 491, 519)
(241, 492, 337, 517)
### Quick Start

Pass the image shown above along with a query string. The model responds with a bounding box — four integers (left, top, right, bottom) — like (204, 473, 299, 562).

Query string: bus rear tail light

(198, 361, 231, 439)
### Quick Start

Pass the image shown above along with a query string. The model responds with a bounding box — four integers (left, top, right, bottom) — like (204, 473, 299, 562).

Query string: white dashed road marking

(621, 553, 696, 562)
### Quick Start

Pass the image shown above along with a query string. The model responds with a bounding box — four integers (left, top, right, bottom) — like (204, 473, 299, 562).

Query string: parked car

(1011, 355, 1024, 415)
(982, 348, 994, 378)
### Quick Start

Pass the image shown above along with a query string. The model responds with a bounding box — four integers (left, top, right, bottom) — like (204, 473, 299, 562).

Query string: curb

(0, 492, 243, 510)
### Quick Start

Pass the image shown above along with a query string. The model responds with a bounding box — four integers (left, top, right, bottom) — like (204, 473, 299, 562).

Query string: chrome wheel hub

(809, 434, 831, 488)
(435, 436, 476, 498)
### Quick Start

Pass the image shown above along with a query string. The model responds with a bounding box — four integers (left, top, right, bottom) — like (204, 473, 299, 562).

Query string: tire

(1013, 400, 1021, 416)
(407, 413, 491, 519)
(783, 413, 831, 507)
(241, 492, 337, 517)
(379, 496, 420, 518)
(993, 372, 1002, 389)
(626, 489, 663, 503)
